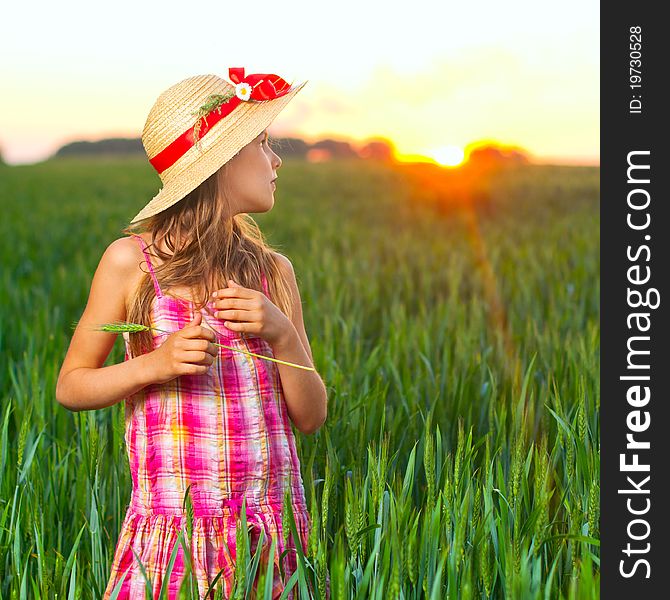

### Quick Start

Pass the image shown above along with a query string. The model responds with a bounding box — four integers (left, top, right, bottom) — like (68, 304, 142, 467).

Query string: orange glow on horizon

(393, 152, 442, 165)
(393, 146, 467, 168)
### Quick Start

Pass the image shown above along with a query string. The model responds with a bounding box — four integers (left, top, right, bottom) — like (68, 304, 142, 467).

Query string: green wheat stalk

(77, 320, 315, 372)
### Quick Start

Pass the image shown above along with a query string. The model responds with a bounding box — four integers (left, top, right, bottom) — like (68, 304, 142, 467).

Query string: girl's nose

(272, 149, 282, 169)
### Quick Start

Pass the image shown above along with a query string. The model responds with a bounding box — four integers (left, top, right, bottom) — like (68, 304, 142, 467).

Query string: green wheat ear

(98, 322, 152, 333)
(71, 319, 155, 334)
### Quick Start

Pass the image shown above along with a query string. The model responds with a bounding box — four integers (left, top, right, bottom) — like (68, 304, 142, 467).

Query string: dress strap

(131, 235, 163, 298)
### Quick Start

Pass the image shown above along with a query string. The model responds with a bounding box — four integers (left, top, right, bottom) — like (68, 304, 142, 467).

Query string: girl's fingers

(223, 321, 261, 334)
(213, 297, 257, 311)
(184, 339, 218, 356)
(212, 286, 255, 300)
(181, 350, 215, 365)
(215, 309, 258, 321)
(180, 325, 216, 341)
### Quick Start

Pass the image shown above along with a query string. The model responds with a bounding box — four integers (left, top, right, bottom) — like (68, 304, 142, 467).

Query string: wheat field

(0, 156, 599, 599)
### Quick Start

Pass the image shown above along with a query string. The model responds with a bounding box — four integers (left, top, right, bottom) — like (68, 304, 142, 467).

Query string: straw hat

(130, 68, 308, 224)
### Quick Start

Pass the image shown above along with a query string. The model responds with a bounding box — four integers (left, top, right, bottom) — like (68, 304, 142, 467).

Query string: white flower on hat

(235, 82, 252, 101)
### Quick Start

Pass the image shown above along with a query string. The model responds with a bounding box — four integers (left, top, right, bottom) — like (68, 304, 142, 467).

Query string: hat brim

(130, 80, 308, 224)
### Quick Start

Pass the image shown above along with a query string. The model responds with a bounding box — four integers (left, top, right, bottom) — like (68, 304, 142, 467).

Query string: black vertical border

(601, 3, 669, 596)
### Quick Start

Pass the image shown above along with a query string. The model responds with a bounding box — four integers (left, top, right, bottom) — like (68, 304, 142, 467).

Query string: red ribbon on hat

(228, 67, 291, 100)
(149, 68, 293, 174)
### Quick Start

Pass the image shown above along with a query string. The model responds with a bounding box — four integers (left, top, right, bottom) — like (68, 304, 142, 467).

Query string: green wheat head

(70, 319, 155, 334)
(98, 322, 153, 333)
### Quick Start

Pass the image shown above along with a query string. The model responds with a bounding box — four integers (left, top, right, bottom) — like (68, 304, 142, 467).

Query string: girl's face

(223, 128, 282, 214)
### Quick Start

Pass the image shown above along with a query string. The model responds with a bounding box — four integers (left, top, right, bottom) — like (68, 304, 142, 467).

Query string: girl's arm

(269, 253, 328, 435)
(56, 238, 158, 411)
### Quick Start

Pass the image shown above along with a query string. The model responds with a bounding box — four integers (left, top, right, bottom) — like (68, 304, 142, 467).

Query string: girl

(56, 69, 328, 599)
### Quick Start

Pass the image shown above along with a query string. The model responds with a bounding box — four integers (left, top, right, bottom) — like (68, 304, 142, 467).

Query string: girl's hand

(149, 312, 218, 384)
(211, 278, 294, 347)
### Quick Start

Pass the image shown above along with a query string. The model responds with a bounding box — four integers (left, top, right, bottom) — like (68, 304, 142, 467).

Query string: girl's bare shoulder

(101, 236, 147, 310)
(103, 237, 145, 276)
(270, 250, 292, 276)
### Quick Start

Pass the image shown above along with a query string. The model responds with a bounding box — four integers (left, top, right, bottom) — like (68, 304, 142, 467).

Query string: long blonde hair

(121, 161, 293, 358)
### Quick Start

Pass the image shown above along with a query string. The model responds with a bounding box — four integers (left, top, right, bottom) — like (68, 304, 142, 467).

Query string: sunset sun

(431, 146, 466, 167)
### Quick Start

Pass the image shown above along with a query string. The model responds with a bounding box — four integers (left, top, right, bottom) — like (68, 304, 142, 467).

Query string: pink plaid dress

(103, 235, 311, 599)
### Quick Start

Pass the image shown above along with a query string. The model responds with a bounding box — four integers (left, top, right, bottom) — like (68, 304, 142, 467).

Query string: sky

(0, 0, 599, 166)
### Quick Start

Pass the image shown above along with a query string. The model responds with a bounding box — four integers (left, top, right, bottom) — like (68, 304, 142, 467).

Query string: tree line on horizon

(52, 136, 397, 162)
(51, 136, 531, 166)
